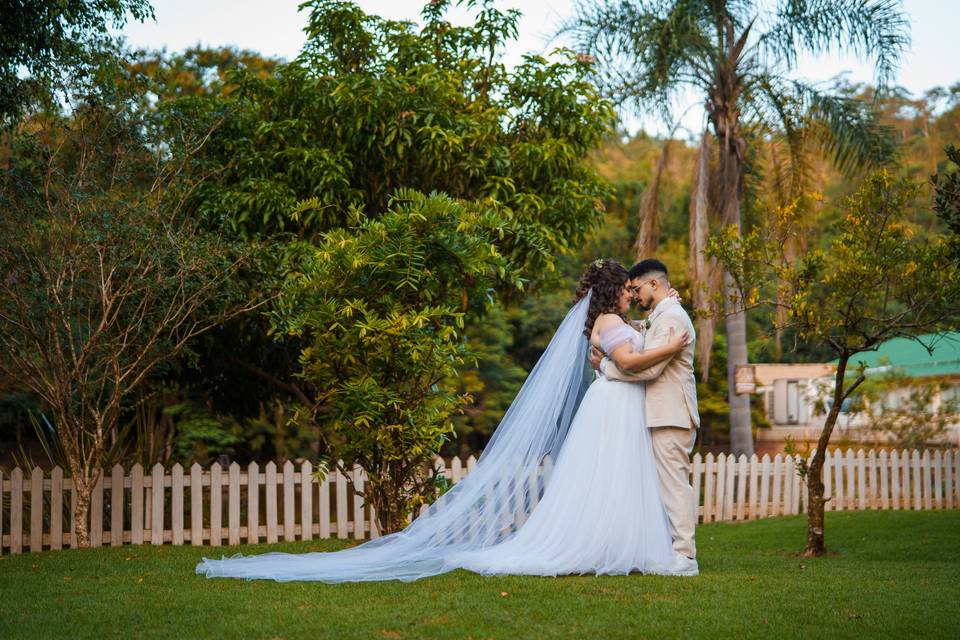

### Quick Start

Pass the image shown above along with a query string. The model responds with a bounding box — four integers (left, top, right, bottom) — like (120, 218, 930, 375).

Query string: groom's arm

(601, 319, 680, 381)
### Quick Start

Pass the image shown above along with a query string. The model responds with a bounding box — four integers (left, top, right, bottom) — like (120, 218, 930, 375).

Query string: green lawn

(1, 510, 957, 639)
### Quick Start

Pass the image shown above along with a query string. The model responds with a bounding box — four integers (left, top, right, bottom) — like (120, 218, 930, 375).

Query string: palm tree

(564, 0, 909, 455)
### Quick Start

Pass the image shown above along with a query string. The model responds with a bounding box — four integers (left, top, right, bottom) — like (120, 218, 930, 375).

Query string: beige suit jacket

(602, 298, 700, 429)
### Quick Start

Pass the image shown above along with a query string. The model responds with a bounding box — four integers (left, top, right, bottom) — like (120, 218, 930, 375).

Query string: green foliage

(566, 0, 908, 456)
(272, 189, 518, 532)
(188, 0, 613, 281)
(142, 1, 616, 526)
(565, 0, 906, 181)
(170, 414, 243, 466)
(932, 144, 960, 256)
(127, 46, 281, 100)
(687, 330, 769, 451)
(0, 96, 255, 427)
(10, 410, 129, 472)
(446, 305, 528, 452)
(710, 171, 960, 354)
(0, 0, 153, 125)
(0, 91, 253, 410)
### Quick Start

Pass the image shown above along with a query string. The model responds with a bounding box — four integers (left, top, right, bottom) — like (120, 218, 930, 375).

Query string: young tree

(0, 68, 268, 547)
(565, 0, 909, 455)
(709, 166, 960, 556)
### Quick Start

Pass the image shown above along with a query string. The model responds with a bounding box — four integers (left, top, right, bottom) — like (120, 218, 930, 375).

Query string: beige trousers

(649, 426, 697, 558)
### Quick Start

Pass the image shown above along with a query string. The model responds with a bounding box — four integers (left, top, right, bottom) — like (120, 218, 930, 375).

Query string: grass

(1, 510, 958, 639)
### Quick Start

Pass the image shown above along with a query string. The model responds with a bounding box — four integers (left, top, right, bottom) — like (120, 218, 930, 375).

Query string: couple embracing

(586, 258, 700, 576)
(198, 258, 701, 582)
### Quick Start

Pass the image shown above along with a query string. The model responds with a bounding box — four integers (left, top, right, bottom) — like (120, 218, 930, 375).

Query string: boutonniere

(644, 318, 652, 330)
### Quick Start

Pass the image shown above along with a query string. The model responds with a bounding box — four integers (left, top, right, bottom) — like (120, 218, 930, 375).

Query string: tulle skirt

(439, 377, 676, 576)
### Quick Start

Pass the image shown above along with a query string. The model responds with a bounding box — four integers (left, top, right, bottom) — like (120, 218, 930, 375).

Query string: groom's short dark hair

(629, 259, 668, 281)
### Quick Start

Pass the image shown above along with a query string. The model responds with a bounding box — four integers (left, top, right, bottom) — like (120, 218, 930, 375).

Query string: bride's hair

(574, 259, 629, 337)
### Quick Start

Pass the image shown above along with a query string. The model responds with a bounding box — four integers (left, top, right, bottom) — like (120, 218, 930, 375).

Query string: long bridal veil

(196, 291, 593, 582)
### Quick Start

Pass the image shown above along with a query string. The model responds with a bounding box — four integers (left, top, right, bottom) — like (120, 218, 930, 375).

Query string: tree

(0, 65, 268, 547)
(126, 46, 281, 101)
(932, 144, 960, 256)
(273, 190, 519, 533)
(190, 1, 612, 261)
(709, 167, 960, 555)
(0, 0, 153, 124)
(164, 0, 612, 401)
(161, 0, 614, 523)
(565, 0, 908, 454)
(114, 0, 613, 530)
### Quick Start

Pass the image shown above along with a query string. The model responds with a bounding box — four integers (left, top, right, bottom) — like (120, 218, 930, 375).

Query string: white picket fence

(1, 448, 957, 554)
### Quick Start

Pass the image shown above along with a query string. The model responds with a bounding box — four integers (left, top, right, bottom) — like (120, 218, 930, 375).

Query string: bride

(196, 259, 694, 582)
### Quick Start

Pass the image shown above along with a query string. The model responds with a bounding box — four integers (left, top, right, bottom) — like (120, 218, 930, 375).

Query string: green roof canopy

(833, 332, 960, 378)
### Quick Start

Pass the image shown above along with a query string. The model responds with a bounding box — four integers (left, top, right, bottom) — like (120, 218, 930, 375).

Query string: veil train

(196, 292, 593, 582)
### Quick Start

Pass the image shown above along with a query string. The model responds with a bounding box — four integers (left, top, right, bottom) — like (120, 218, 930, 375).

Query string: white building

(738, 333, 960, 453)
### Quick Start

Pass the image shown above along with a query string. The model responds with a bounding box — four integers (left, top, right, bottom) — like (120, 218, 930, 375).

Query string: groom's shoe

(668, 553, 699, 577)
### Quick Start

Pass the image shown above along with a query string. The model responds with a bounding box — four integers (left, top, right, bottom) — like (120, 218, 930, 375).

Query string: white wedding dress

(439, 322, 676, 576)
(196, 292, 679, 582)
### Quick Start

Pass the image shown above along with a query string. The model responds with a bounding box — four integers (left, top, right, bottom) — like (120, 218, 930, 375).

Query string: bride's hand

(667, 287, 682, 303)
(666, 327, 690, 353)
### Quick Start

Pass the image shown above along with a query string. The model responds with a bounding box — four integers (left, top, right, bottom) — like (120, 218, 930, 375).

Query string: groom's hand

(588, 346, 603, 372)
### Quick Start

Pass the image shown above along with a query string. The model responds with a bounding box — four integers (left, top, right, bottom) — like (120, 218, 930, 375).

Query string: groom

(588, 258, 700, 574)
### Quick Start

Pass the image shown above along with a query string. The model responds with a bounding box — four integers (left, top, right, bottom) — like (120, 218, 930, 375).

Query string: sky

(118, 0, 959, 136)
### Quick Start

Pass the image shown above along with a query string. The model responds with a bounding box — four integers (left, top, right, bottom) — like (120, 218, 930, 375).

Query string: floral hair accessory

(593, 258, 604, 268)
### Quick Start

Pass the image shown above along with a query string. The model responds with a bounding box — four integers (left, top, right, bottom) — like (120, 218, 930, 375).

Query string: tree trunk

(60, 412, 109, 549)
(688, 132, 717, 382)
(73, 477, 93, 548)
(370, 487, 405, 535)
(707, 29, 754, 454)
(725, 277, 753, 455)
(718, 131, 753, 456)
(634, 140, 670, 260)
(804, 453, 828, 556)
(804, 354, 861, 556)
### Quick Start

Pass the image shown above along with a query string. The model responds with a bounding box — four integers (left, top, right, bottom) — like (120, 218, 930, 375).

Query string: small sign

(735, 365, 756, 395)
